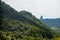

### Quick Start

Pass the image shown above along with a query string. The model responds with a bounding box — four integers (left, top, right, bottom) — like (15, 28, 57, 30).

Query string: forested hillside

(0, 0, 59, 40)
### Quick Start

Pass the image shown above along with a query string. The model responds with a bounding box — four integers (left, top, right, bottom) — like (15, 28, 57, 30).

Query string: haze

(2, 0, 60, 19)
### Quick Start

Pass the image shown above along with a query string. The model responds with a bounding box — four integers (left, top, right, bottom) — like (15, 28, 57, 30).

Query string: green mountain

(0, 1, 56, 40)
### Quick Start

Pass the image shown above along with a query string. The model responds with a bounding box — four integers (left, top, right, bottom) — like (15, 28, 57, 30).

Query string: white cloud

(2, 0, 60, 19)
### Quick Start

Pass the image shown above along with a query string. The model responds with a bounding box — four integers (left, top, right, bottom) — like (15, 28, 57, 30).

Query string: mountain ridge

(40, 17, 60, 28)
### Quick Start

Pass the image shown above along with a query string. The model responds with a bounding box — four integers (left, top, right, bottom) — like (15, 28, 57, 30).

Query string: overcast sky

(2, 0, 60, 19)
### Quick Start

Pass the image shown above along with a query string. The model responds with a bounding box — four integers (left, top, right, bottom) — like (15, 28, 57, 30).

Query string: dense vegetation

(0, 0, 60, 40)
(0, 0, 3, 30)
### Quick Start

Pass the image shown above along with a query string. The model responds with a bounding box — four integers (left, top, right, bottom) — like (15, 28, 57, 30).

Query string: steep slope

(0, 1, 56, 40)
(0, 0, 4, 30)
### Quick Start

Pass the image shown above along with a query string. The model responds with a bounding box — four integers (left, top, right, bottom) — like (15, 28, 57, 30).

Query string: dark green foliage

(0, 0, 4, 30)
(0, 1, 57, 40)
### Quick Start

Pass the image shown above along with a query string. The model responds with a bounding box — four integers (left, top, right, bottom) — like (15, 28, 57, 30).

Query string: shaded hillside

(0, 1, 57, 40)
(0, 0, 4, 30)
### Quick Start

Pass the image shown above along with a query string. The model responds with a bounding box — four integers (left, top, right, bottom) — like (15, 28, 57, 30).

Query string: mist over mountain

(40, 15, 60, 33)
(40, 15, 60, 28)
(0, 0, 60, 40)
(0, 1, 56, 40)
